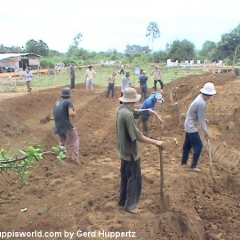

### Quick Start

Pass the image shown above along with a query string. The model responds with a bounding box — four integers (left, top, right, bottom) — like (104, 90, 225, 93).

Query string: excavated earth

(0, 72, 240, 240)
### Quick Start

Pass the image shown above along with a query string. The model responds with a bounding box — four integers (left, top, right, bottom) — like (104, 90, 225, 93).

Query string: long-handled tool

(159, 145, 170, 212)
(207, 139, 213, 176)
(159, 146, 164, 197)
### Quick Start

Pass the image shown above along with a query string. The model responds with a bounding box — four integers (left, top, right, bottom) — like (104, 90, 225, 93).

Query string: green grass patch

(30, 65, 206, 89)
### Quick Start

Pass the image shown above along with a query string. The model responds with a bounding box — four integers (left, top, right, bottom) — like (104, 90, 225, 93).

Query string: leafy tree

(153, 50, 168, 63)
(25, 39, 49, 56)
(217, 24, 240, 65)
(146, 22, 160, 52)
(67, 45, 79, 56)
(168, 39, 195, 62)
(198, 41, 217, 62)
(0, 44, 23, 53)
(48, 49, 62, 57)
(73, 32, 83, 47)
(125, 45, 151, 55)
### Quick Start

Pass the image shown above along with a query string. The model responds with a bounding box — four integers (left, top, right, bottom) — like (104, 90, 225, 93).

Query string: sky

(1, 0, 239, 53)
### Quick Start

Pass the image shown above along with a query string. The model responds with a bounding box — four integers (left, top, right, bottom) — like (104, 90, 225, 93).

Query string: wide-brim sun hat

(200, 82, 216, 95)
(119, 88, 141, 103)
(154, 92, 163, 104)
(60, 88, 71, 98)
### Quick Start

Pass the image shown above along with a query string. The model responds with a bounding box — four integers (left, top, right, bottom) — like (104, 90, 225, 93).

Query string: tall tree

(217, 24, 240, 65)
(25, 39, 49, 56)
(146, 22, 160, 53)
(199, 41, 218, 62)
(168, 39, 195, 62)
(73, 32, 83, 47)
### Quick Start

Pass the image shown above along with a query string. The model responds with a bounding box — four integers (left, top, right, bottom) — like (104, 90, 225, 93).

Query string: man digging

(53, 88, 80, 164)
(116, 87, 165, 214)
(181, 82, 216, 171)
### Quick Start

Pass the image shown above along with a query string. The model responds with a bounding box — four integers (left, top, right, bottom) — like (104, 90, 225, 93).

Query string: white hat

(142, 71, 146, 74)
(154, 93, 163, 104)
(200, 82, 216, 95)
(119, 88, 141, 103)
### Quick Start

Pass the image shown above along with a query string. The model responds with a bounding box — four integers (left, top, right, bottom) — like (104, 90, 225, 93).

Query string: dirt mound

(0, 74, 240, 240)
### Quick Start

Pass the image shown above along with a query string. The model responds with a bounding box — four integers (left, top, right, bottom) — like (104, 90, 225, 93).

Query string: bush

(40, 59, 54, 68)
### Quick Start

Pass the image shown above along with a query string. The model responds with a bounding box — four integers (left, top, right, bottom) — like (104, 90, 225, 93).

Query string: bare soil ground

(0, 72, 240, 240)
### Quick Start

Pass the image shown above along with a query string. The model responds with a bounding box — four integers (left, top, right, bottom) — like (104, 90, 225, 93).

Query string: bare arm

(135, 108, 163, 123)
(69, 107, 76, 117)
(150, 109, 163, 123)
(137, 135, 165, 148)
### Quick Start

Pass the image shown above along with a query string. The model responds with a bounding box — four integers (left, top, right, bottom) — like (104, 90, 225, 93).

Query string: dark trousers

(70, 77, 75, 89)
(118, 156, 142, 211)
(181, 132, 203, 168)
(154, 79, 164, 90)
(119, 69, 124, 74)
(140, 84, 148, 100)
(106, 83, 114, 98)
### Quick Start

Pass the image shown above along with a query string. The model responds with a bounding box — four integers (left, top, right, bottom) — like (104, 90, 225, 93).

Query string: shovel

(159, 146, 170, 212)
(159, 146, 164, 196)
(207, 139, 213, 176)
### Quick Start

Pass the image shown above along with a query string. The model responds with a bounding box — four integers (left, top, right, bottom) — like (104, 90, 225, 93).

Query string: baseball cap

(154, 93, 163, 104)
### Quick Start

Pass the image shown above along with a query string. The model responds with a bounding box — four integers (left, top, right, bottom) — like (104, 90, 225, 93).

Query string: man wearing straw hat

(116, 87, 165, 214)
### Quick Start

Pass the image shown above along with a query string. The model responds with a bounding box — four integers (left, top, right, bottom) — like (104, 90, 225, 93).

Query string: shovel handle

(207, 139, 213, 176)
(159, 147, 164, 196)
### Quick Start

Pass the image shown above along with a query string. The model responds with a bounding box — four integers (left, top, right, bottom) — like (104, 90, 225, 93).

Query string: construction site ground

(0, 72, 239, 240)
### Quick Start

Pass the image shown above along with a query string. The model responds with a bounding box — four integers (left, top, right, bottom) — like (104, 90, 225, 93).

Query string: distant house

(0, 53, 41, 73)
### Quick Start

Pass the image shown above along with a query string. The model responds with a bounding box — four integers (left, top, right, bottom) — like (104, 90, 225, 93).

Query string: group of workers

(51, 62, 217, 214)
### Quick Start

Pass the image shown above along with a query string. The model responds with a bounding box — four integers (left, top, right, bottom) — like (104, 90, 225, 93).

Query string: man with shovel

(181, 82, 216, 172)
(136, 92, 164, 136)
(116, 87, 165, 214)
(53, 88, 80, 164)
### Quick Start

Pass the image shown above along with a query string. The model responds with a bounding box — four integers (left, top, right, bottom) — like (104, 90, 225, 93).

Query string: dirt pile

(0, 73, 239, 240)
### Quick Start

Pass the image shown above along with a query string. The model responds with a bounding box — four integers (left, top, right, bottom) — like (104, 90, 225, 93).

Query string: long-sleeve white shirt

(120, 77, 130, 92)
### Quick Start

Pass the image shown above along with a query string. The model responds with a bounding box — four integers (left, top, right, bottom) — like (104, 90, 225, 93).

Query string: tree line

(0, 22, 239, 68)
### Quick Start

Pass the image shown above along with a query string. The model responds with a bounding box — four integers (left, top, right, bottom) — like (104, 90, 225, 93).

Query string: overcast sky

(1, 0, 239, 53)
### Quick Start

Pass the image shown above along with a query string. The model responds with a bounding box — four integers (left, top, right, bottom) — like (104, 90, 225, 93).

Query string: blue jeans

(181, 132, 203, 168)
(118, 156, 142, 211)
